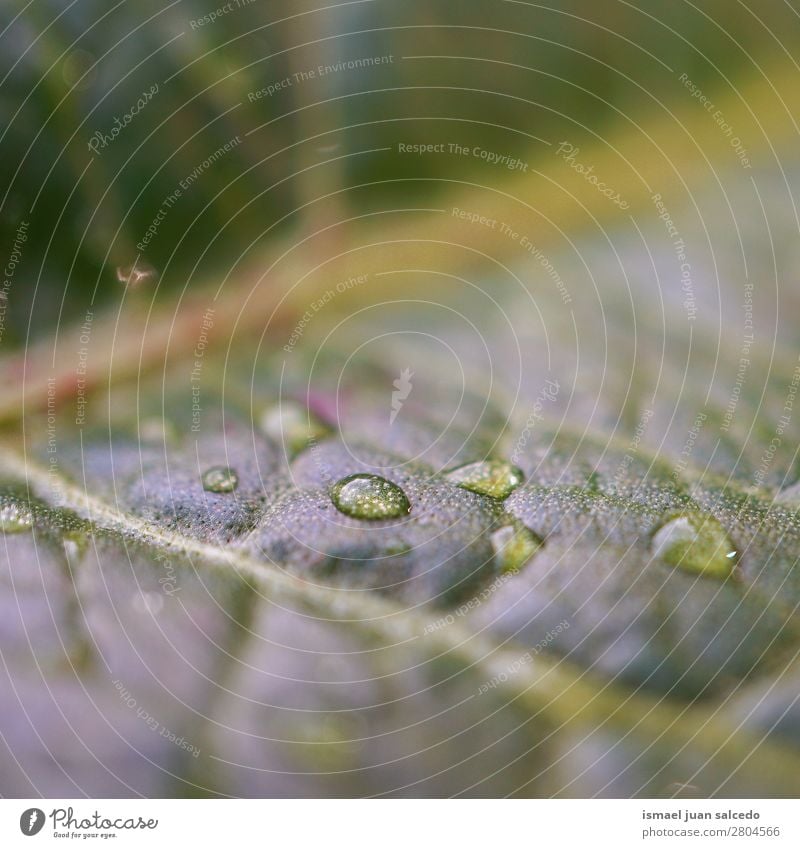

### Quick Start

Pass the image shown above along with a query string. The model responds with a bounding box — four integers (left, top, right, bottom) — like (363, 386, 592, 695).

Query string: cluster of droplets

(0, 491, 92, 571)
(3, 407, 739, 586)
(0, 499, 34, 533)
(193, 445, 739, 582)
(327, 460, 537, 572)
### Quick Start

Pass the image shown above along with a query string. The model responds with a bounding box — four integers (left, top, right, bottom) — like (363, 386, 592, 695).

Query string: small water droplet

(651, 512, 737, 579)
(116, 261, 158, 287)
(331, 474, 411, 520)
(446, 459, 524, 499)
(491, 523, 542, 573)
(260, 402, 329, 455)
(63, 539, 82, 566)
(202, 466, 239, 493)
(62, 530, 89, 567)
(0, 499, 34, 533)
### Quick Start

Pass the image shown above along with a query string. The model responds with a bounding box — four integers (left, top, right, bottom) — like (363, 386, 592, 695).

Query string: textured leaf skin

(4, 119, 800, 796)
(2, 341, 800, 799)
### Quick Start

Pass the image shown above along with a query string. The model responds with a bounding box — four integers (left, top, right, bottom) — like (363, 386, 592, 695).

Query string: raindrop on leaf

(650, 512, 737, 579)
(490, 523, 542, 573)
(331, 474, 411, 520)
(202, 466, 239, 494)
(446, 459, 524, 499)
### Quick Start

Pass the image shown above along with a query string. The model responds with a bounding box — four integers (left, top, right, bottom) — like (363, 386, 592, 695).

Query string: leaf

(2, 338, 800, 797)
(4, 37, 800, 798)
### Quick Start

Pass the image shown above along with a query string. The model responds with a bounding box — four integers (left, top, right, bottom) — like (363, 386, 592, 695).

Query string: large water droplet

(491, 523, 542, 573)
(650, 512, 737, 579)
(331, 474, 411, 520)
(260, 402, 329, 455)
(0, 499, 34, 533)
(202, 466, 239, 493)
(446, 459, 524, 499)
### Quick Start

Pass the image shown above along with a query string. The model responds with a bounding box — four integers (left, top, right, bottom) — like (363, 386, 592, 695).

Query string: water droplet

(331, 474, 411, 520)
(62, 530, 89, 568)
(202, 466, 239, 494)
(491, 523, 541, 573)
(650, 513, 737, 579)
(0, 499, 34, 533)
(446, 459, 524, 499)
(260, 402, 329, 455)
(116, 261, 158, 287)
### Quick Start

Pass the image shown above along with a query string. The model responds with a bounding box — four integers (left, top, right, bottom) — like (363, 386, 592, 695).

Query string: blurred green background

(2, 0, 798, 340)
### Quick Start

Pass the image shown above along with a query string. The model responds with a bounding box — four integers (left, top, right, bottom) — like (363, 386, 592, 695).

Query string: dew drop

(260, 402, 329, 455)
(650, 512, 737, 579)
(330, 474, 411, 520)
(202, 466, 239, 494)
(446, 459, 524, 499)
(490, 523, 542, 573)
(0, 499, 34, 533)
(62, 530, 89, 568)
(116, 261, 158, 287)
